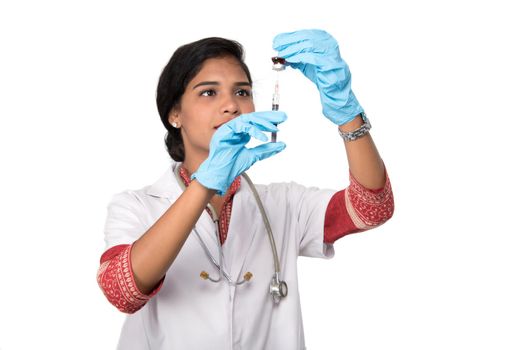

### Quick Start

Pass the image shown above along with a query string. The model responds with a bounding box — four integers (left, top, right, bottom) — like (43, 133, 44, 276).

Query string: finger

(233, 141, 286, 176)
(240, 114, 279, 132)
(221, 111, 287, 143)
(227, 122, 268, 142)
(275, 39, 335, 60)
(242, 124, 269, 142)
(244, 111, 288, 125)
(248, 125, 269, 142)
(279, 51, 320, 66)
(273, 29, 333, 51)
(244, 115, 281, 132)
(236, 142, 286, 171)
(215, 130, 250, 146)
(247, 141, 287, 162)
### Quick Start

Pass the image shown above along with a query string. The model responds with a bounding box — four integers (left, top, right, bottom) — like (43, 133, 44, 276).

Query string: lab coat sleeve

(103, 191, 148, 249)
(323, 165, 394, 243)
(97, 191, 163, 313)
(97, 244, 164, 313)
(287, 182, 337, 258)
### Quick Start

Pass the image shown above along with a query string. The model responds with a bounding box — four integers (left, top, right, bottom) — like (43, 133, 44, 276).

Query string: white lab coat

(103, 161, 336, 350)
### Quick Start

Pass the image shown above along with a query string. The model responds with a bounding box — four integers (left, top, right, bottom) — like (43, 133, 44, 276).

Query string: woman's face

(169, 55, 255, 161)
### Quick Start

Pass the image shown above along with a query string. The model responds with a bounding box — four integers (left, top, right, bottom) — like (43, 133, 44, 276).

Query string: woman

(97, 29, 394, 349)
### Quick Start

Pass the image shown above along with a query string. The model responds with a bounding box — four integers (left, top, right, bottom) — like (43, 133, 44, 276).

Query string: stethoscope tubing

(173, 164, 286, 302)
(193, 221, 247, 285)
(240, 173, 281, 274)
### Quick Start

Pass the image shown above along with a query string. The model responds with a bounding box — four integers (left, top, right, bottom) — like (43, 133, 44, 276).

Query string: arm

(323, 112, 393, 244)
(130, 180, 215, 294)
(96, 184, 216, 312)
(97, 244, 165, 313)
(273, 30, 394, 243)
(324, 165, 394, 243)
(339, 115, 385, 190)
(101, 112, 287, 299)
(273, 29, 387, 190)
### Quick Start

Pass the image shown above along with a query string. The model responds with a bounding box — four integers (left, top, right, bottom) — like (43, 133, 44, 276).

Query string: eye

(199, 89, 216, 97)
(236, 89, 252, 97)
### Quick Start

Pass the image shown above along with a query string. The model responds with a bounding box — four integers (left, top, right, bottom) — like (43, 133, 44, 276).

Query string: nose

(220, 93, 240, 117)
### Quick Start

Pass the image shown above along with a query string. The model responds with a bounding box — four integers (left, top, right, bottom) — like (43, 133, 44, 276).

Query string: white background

(1, 0, 523, 349)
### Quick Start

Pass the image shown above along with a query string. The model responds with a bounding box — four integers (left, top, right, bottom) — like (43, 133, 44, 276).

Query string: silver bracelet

(338, 112, 372, 142)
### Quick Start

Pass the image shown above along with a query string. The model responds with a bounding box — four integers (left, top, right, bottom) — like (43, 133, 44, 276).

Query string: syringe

(271, 57, 286, 142)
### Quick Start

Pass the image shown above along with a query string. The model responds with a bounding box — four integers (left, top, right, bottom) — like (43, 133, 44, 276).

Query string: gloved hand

(273, 29, 364, 125)
(192, 111, 287, 196)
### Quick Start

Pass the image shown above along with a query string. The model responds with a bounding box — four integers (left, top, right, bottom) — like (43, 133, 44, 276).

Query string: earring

(172, 122, 179, 128)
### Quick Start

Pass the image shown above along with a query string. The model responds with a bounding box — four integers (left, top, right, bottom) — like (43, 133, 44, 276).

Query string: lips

(214, 116, 237, 129)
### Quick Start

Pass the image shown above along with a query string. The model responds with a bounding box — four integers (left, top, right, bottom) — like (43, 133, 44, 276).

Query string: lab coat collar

(145, 163, 222, 267)
(146, 162, 181, 200)
(145, 161, 259, 283)
(146, 161, 242, 201)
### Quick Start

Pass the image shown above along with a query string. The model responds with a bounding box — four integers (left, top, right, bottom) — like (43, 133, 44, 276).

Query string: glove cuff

(322, 89, 364, 125)
(337, 106, 365, 126)
(191, 172, 227, 196)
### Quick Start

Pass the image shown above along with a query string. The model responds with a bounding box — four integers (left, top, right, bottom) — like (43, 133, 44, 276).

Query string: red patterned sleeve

(96, 243, 164, 314)
(324, 165, 394, 243)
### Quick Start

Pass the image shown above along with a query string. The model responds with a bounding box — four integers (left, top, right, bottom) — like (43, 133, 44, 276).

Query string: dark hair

(156, 37, 253, 162)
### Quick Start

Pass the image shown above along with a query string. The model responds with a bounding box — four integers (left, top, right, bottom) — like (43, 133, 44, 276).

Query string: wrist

(337, 112, 371, 142)
(339, 114, 364, 132)
(189, 177, 217, 198)
(191, 171, 226, 196)
(192, 156, 239, 196)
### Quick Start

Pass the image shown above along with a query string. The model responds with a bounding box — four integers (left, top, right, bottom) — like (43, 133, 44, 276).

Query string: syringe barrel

(271, 57, 285, 142)
(271, 104, 278, 142)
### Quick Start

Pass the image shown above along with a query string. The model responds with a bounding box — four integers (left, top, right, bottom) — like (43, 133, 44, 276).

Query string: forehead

(192, 56, 248, 81)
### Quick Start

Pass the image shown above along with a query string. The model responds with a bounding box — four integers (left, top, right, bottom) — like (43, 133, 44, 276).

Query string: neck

(181, 154, 207, 178)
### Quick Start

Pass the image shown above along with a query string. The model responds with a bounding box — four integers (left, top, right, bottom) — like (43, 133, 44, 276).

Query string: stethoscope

(174, 164, 288, 304)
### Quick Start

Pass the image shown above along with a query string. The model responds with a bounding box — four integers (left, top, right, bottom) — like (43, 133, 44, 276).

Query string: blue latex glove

(192, 111, 287, 196)
(273, 29, 364, 125)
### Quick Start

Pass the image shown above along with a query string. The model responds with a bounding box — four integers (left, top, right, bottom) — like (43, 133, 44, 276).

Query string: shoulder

(249, 180, 336, 206)
(105, 187, 152, 221)
(107, 162, 181, 204)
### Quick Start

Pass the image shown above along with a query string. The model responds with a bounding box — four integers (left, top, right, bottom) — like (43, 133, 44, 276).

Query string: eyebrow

(192, 81, 252, 89)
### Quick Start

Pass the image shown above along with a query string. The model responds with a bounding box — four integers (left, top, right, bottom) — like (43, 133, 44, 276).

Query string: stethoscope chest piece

(269, 274, 288, 304)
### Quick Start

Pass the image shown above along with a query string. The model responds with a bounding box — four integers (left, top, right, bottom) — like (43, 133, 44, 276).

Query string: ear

(168, 108, 179, 126)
